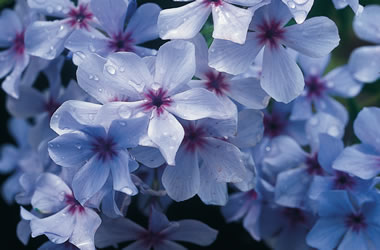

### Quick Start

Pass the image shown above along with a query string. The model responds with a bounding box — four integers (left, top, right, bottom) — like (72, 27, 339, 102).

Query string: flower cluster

(0, 0, 379, 249)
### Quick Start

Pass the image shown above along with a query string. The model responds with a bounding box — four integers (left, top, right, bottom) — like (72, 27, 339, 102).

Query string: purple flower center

(204, 71, 229, 96)
(263, 113, 287, 138)
(44, 97, 61, 117)
(65, 194, 85, 215)
(247, 189, 258, 200)
(91, 136, 118, 162)
(345, 213, 367, 233)
(305, 75, 326, 98)
(139, 231, 166, 248)
(141, 88, 172, 116)
(13, 32, 25, 55)
(257, 20, 285, 49)
(108, 32, 135, 52)
(203, 0, 223, 6)
(67, 4, 93, 29)
(183, 124, 207, 153)
(333, 171, 356, 190)
(306, 154, 324, 176)
(282, 208, 306, 226)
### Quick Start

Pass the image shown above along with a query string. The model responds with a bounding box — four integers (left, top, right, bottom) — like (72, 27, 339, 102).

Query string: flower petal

(198, 137, 246, 183)
(25, 20, 73, 60)
(162, 148, 199, 201)
(6, 86, 45, 118)
(228, 77, 270, 109)
(209, 33, 264, 75)
(0, 9, 22, 46)
(148, 110, 184, 166)
(90, 0, 127, 35)
(167, 88, 226, 120)
(261, 46, 304, 103)
(354, 107, 380, 151)
(110, 151, 138, 196)
(72, 156, 111, 204)
(27, 0, 74, 18)
(158, 1, 211, 40)
(168, 219, 218, 246)
(48, 132, 94, 168)
(30, 206, 75, 244)
(282, 17, 340, 57)
(211, 2, 253, 44)
(154, 40, 196, 93)
(353, 5, 380, 44)
(348, 46, 380, 83)
(333, 144, 380, 180)
(126, 3, 161, 44)
(31, 173, 71, 214)
(198, 164, 228, 205)
(70, 208, 101, 249)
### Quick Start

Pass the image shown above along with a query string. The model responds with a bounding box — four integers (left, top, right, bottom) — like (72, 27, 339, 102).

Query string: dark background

(1, 0, 380, 249)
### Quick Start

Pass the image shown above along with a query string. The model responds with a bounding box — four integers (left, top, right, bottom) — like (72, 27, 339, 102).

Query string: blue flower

(209, 0, 340, 103)
(95, 206, 218, 249)
(307, 190, 380, 250)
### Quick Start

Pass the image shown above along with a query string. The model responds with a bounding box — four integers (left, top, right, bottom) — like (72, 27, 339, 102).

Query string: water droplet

(119, 121, 126, 126)
(56, 5, 63, 12)
(75, 51, 86, 59)
(88, 114, 94, 120)
(121, 187, 134, 195)
(309, 117, 319, 126)
(265, 146, 271, 152)
(88, 44, 96, 52)
(287, 1, 296, 8)
(106, 65, 116, 75)
(93, 75, 99, 81)
(75, 144, 82, 150)
(88, 74, 94, 80)
(56, 143, 61, 148)
(59, 191, 66, 201)
(46, 6, 53, 14)
(118, 105, 132, 118)
(49, 143, 54, 148)
(328, 126, 340, 137)
(98, 88, 103, 92)
(326, 81, 334, 88)
(119, 66, 125, 72)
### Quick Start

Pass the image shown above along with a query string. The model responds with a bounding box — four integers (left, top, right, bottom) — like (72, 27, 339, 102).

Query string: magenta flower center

(204, 71, 229, 96)
(67, 4, 93, 29)
(263, 113, 287, 138)
(203, 0, 223, 6)
(345, 213, 367, 232)
(44, 97, 61, 117)
(91, 136, 118, 162)
(282, 208, 307, 226)
(108, 32, 135, 52)
(257, 20, 285, 49)
(333, 171, 356, 190)
(13, 32, 25, 55)
(183, 124, 207, 153)
(306, 154, 324, 176)
(141, 88, 172, 116)
(305, 75, 326, 98)
(65, 194, 85, 215)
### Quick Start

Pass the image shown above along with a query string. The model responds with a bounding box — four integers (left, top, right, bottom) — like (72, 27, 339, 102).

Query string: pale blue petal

(283, 17, 340, 57)
(354, 107, 380, 151)
(198, 164, 228, 205)
(126, 3, 161, 44)
(353, 5, 380, 44)
(208, 33, 263, 75)
(333, 144, 380, 180)
(162, 147, 199, 201)
(261, 46, 304, 103)
(306, 217, 346, 250)
(48, 133, 93, 168)
(211, 2, 253, 44)
(154, 40, 195, 94)
(148, 111, 184, 166)
(158, 1, 211, 40)
(72, 156, 110, 204)
(348, 46, 380, 83)
(90, 0, 127, 35)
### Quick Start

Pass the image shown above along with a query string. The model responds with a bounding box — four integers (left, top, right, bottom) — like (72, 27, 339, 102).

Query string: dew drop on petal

(121, 187, 134, 195)
(328, 126, 340, 137)
(106, 65, 116, 75)
(75, 51, 86, 60)
(287, 1, 296, 8)
(309, 117, 319, 126)
(118, 105, 132, 119)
